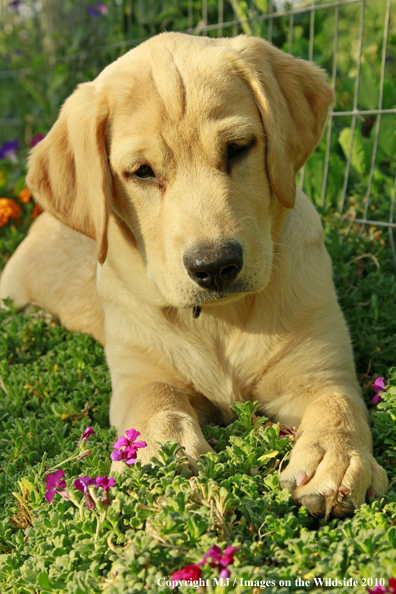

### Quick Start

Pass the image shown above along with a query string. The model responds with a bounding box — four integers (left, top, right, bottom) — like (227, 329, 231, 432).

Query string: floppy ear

(26, 82, 111, 264)
(228, 36, 334, 209)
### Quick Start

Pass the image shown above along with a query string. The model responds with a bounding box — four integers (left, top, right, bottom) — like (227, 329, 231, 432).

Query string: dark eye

(226, 138, 256, 171)
(134, 164, 155, 178)
(227, 143, 248, 160)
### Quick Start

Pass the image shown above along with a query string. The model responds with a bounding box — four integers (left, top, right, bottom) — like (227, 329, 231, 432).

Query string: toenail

(296, 472, 308, 487)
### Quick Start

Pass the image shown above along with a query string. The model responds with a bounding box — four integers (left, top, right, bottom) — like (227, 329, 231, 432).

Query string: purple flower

(199, 544, 239, 577)
(78, 426, 95, 445)
(372, 376, 387, 404)
(219, 546, 239, 567)
(111, 428, 147, 465)
(201, 545, 223, 567)
(0, 139, 19, 162)
(29, 133, 45, 148)
(95, 474, 115, 506)
(74, 475, 96, 509)
(45, 469, 68, 504)
(7, 1, 21, 13)
(367, 578, 396, 594)
(95, 475, 115, 491)
(279, 426, 294, 437)
(88, 2, 108, 17)
(74, 475, 95, 493)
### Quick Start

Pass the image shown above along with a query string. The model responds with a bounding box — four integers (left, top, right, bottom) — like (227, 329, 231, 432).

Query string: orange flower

(32, 204, 43, 219)
(0, 198, 22, 228)
(19, 187, 32, 203)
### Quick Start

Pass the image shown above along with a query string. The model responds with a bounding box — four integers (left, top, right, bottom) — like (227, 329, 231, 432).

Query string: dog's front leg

(109, 382, 213, 473)
(278, 393, 388, 518)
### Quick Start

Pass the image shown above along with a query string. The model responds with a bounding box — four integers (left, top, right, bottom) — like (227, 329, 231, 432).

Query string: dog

(0, 32, 388, 519)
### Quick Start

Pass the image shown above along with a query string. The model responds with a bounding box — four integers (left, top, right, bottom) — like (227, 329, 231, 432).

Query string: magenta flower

(372, 377, 387, 404)
(95, 474, 115, 506)
(45, 469, 69, 504)
(201, 545, 239, 568)
(74, 475, 95, 492)
(171, 564, 202, 589)
(78, 426, 95, 446)
(367, 579, 396, 594)
(219, 546, 239, 567)
(279, 425, 294, 437)
(0, 139, 19, 162)
(201, 545, 223, 567)
(199, 544, 239, 579)
(74, 475, 96, 510)
(95, 475, 115, 491)
(29, 133, 45, 148)
(111, 428, 147, 465)
(88, 2, 108, 17)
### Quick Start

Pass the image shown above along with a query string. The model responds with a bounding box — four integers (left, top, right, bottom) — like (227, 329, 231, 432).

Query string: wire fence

(1, 0, 396, 261)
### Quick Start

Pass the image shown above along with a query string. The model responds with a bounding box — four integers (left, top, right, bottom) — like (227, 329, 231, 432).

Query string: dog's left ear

(26, 82, 111, 264)
(228, 36, 334, 209)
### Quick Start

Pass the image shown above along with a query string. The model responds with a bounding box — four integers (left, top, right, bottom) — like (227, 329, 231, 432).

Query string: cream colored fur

(0, 32, 387, 518)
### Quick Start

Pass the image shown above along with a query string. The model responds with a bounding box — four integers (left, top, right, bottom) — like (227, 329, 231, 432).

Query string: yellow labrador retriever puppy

(0, 32, 387, 518)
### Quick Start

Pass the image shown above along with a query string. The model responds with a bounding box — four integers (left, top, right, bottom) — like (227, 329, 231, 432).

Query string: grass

(0, 202, 396, 593)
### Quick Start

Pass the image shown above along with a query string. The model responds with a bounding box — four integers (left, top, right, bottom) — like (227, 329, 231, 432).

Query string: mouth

(188, 288, 248, 308)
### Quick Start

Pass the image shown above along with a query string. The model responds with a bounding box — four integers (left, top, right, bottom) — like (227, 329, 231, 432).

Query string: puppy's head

(27, 33, 333, 309)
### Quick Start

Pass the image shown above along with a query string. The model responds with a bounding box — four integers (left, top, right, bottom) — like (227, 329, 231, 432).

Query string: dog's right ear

(26, 82, 111, 264)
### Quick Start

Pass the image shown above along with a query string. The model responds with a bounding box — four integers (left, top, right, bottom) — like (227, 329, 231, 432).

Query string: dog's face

(26, 33, 334, 309)
(107, 53, 273, 308)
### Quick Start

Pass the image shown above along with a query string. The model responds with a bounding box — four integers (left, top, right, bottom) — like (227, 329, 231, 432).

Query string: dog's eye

(134, 165, 155, 179)
(228, 143, 248, 160)
(226, 139, 256, 171)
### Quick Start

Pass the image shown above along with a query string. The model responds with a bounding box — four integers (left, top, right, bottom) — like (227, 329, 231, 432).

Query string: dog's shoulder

(281, 188, 325, 251)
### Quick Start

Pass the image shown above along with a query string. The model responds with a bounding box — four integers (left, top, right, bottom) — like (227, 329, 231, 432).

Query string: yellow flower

(0, 198, 22, 228)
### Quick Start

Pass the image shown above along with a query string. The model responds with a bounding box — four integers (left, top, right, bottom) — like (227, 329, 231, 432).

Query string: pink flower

(95, 475, 115, 491)
(95, 474, 115, 506)
(201, 545, 222, 567)
(111, 428, 147, 465)
(29, 133, 45, 148)
(367, 578, 396, 594)
(372, 377, 387, 404)
(171, 564, 202, 589)
(219, 546, 239, 567)
(201, 545, 239, 568)
(78, 426, 95, 446)
(74, 475, 96, 510)
(45, 469, 69, 504)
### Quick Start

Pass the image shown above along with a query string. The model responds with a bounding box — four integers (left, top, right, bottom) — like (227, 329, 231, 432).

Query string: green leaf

(338, 127, 366, 174)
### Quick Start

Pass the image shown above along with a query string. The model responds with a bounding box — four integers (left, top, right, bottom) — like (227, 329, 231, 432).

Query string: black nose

(183, 242, 243, 292)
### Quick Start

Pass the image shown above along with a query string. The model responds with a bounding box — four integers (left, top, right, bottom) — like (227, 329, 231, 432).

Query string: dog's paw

(278, 431, 388, 518)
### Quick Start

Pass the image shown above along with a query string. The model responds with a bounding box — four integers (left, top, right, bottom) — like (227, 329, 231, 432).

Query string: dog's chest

(154, 310, 275, 412)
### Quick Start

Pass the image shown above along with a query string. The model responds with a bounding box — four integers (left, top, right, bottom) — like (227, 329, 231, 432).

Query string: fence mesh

(1, 0, 395, 261)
